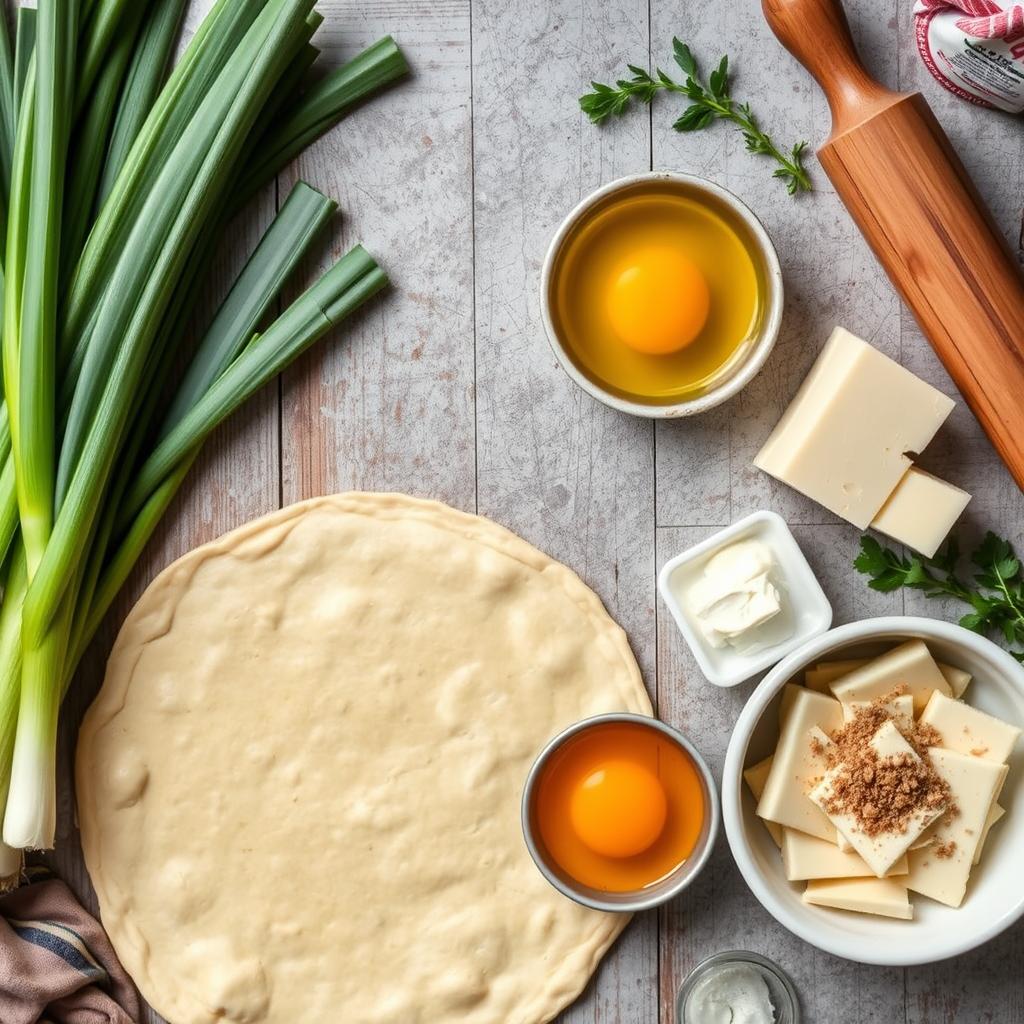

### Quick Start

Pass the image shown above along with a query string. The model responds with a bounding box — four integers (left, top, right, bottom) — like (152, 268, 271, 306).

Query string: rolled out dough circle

(77, 493, 652, 1024)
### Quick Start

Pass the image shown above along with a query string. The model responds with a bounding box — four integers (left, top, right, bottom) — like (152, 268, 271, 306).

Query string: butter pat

(803, 876, 913, 920)
(758, 690, 843, 842)
(905, 749, 1007, 907)
(918, 691, 1021, 763)
(743, 756, 783, 848)
(810, 721, 945, 876)
(782, 827, 907, 880)
(843, 693, 914, 729)
(870, 467, 971, 558)
(754, 327, 954, 528)
(830, 640, 951, 713)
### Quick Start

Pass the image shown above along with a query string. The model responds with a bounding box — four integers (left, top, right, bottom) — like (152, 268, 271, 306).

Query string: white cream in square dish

(741, 637, 1019, 922)
(658, 511, 832, 687)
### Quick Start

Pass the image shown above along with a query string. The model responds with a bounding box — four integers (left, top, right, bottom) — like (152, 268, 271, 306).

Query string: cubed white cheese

(803, 876, 913, 920)
(743, 755, 783, 848)
(830, 640, 951, 714)
(905, 750, 1007, 907)
(810, 721, 945, 876)
(753, 327, 954, 528)
(782, 827, 907, 880)
(758, 690, 843, 842)
(869, 467, 971, 557)
(918, 691, 1021, 763)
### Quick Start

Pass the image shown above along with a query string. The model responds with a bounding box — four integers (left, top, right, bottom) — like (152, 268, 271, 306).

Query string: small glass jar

(676, 950, 800, 1024)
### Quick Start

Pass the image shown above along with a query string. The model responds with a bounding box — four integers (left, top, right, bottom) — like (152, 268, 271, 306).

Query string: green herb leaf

(579, 35, 812, 195)
(854, 532, 1024, 660)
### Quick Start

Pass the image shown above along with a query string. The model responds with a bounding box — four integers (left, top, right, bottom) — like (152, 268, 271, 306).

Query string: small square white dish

(658, 510, 832, 687)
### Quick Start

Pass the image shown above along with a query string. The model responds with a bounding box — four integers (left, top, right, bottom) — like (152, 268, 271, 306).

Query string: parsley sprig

(579, 38, 812, 196)
(854, 533, 1024, 660)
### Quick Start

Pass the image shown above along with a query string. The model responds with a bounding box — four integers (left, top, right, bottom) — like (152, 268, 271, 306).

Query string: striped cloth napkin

(0, 867, 140, 1024)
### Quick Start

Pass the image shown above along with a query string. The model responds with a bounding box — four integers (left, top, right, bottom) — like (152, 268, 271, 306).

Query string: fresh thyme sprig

(854, 533, 1024, 660)
(580, 38, 812, 196)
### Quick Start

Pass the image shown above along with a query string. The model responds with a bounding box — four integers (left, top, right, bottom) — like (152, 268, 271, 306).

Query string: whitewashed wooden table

(44, 1, 1024, 1021)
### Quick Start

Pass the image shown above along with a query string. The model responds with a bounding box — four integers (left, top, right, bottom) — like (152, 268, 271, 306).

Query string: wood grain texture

(42, 0, 1024, 1022)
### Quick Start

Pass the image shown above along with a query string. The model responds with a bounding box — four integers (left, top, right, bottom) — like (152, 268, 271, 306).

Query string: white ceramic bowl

(658, 510, 832, 687)
(540, 171, 784, 418)
(723, 617, 1024, 965)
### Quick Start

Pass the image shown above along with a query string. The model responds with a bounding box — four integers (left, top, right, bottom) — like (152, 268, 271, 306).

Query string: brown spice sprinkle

(815, 688, 955, 838)
(934, 840, 957, 859)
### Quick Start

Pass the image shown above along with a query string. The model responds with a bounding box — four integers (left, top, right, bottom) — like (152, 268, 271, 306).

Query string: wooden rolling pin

(763, 0, 1024, 492)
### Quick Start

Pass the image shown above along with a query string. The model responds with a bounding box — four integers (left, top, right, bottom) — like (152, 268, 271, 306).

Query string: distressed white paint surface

(48, 1, 1024, 1022)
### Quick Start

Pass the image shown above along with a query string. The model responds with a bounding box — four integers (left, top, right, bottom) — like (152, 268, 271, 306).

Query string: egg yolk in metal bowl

(548, 181, 765, 403)
(533, 721, 705, 892)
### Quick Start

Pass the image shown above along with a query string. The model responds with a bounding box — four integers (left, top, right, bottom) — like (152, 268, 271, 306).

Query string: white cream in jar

(683, 962, 776, 1024)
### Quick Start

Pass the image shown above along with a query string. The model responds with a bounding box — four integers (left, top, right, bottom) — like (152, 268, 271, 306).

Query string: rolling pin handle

(761, 0, 898, 134)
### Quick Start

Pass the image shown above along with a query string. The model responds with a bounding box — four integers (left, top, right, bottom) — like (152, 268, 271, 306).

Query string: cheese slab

(743, 756, 783, 848)
(753, 327, 954, 528)
(810, 655, 970, 698)
(782, 828, 908, 881)
(938, 662, 972, 699)
(758, 690, 843, 842)
(810, 722, 945, 876)
(843, 693, 913, 730)
(803, 877, 913, 920)
(918, 691, 1021, 763)
(830, 640, 951, 713)
(973, 803, 1006, 865)
(870, 466, 971, 557)
(906, 750, 1007, 908)
(805, 659, 867, 692)
(77, 494, 651, 1024)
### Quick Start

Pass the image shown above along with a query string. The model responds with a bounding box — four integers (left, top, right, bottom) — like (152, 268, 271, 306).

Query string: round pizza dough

(77, 493, 651, 1024)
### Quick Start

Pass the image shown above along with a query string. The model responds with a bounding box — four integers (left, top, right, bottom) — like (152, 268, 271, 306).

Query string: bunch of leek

(0, 0, 408, 875)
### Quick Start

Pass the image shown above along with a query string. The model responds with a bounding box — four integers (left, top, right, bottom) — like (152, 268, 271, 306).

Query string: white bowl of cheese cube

(722, 617, 1024, 965)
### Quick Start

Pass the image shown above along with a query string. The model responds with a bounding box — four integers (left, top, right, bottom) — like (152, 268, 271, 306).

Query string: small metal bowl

(521, 713, 720, 913)
(677, 950, 800, 1023)
(540, 171, 784, 419)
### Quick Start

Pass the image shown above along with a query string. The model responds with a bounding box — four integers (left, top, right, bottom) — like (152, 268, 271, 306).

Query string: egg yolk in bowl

(548, 181, 765, 404)
(534, 720, 706, 892)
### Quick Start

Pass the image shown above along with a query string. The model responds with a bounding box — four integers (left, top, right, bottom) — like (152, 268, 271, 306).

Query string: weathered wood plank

(280, 0, 477, 513)
(470, 0, 658, 1020)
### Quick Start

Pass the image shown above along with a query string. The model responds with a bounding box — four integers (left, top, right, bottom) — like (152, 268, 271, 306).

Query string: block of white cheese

(810, 721, 945, 876)
(782, 827, 907, 880)
(803, 876, 913, 920)
(809, 655, 970, 698)
(753, 327, 954, 528)
(973, 802, 1005, 865)
(843, 693, 914, 730)
(869, 467, 971, 558)
(805, 659, 867, 692)
(918, 691, 1021, 763)
(830, 640, 951, 713)
(758, 689, 843, 842)
(743, 756, 783, 848)
(938, 662, 972, 699)
(777, 682, 802, 729)
(905, 750, 1007, 907)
